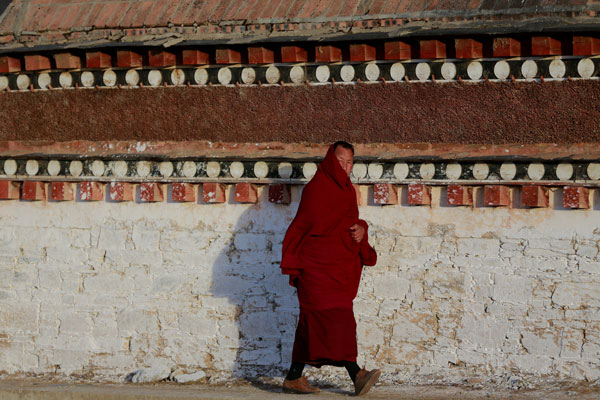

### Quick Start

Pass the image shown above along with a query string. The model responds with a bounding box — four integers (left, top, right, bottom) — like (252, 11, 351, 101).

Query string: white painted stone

(134, 161, 150, 178)
(0, 75, 8, 91)
(37, 73, 51, 89)
(173, 370, 206, 383)
(253, 161, 269, 178)
(217, 67, 232, 85)
(229, 161, 244, 178)
(159, 161, 173, 178)
(194, 68, 208, 85)
(494, 60, 510, 80)
(587, 163, 600, 180)
(289, 66, 305, 84)
(181, 161, 197, 178)
(352, 163, 367, 180)
(467, 61, 483, 80)
(367, 163, 384, 179)
(549, 59, 566, 79)
(25, 160, 39, 176)
(91, 160, 105, 177)
(265, 66, 280, 84)
(472, 163, 489, 180)
(500, 162, 517, 180)
(527, 163, 545, 180)
(556, 163, 573, 181)
(16, 74, 30, 90)
(241, 67, 255, 84)
(390, 62, 405, 81)
(206, 161, 221, 178)
(170, 69, 185, 85)
(148, 70, 162, 87)
(59, 72, 73, 88)
(446, 163, 462, 180)
(125, 69, 140, 86)
(108, 161, 127, 178)
(577, 58, 595, 79)
(340, 64, 355, 82)
(364, 63, 380, 81)
(303, 162, 317, 179)
(521, 60, 538, 80)
(47, 160, 61, 176)
(393, 163, 409, 180)
(492, 274, 532, 304)
(103, 70, 117, 87)
(440, 62, 456, 80)
(315, 65, 330, 83)
(69, 160, 83, 177)
(553, 282, 600, 307)
(278, 162, 293, 179)
(80, 71, 94, 87)
(415, 62, 431, 81)
(419, 163, 435, 179)
(3, 159, 17, 175)
(128, 365, 172, 383)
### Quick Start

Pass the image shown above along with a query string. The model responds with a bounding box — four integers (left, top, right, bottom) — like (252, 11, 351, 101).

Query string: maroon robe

(280, 145, 377, 366)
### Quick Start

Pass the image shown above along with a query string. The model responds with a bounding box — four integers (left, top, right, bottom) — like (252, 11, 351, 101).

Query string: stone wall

(0, 185, 599, 385)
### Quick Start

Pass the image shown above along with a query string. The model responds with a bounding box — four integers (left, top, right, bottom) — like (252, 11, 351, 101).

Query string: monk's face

(334, 146, 354, 177)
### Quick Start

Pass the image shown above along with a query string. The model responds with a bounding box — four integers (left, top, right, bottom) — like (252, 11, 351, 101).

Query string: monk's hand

(350, 224, 365, 243)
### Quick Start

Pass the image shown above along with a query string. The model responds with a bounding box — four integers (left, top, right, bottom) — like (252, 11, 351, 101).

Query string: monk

(280, 141, 380, 396)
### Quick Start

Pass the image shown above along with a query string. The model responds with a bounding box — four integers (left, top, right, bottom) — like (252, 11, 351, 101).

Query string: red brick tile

(367, 0, 387, 14)
(234, 183, 258, 203)
(223, 0, 244, 19)
(93, 1, 118, 28)
(287, 0, 310, 18)
(193, 0, 220, 23)
(259, 0, 284, 19)
(79, 182, 103, 201)
(109, 182, 134, 202)
(37, 5, 62, 32)
(139, 182, 164, 202)
(281, 45, 308, 62)
(311, 0, 331, 17)
(349, 43, 376, 61)
(0, 181, 20, 200)
(493, 37, 521, 57)
(157, 0, 183, 25)
(172, 183, 196, 202)
(132, 1, 154, 27)
(573, 36, 600, 56)
(373, 184, 398, 205)
(563, 186, 589, 209)
(447, 185, 473, 206)
(483, 185, 510, 207)
(144, 0, 170, 25)
(268, 184, 291, 204)
(106, 2, 131, 27)
(274, 0, 297, 18)
(466, 0, 483, 9)
(531, 36, 561, 56)
(24, 54, 51, 71)
(71, 3, 94, 28)
(182, 49, 210, 65)
(86, 51, 112, 68)
(247, 0, 271, 20)
(393, 0, 414, 13)
(82, 3, 106, 28)
(211, 0, 236, 22)
(57, 4, 84, 30)
(119, 1, 144, 27)
(117, 50, 143, 68)
(23, 4, 44, 31)
(410, 0, 427, 11)
(0, 56, 21, 73)
(148, 49, 177, 67)
(420, 40, 446, 59)
(233, 0, 261, 19)
(202, 182, 226, 203)
(21, 181, 46, 201)
(50, 182, 75, 201)
(54, 53, 81, 70)
(384, 41, 411, 60)
(407, 184, 431, 205)
(298, 0, 320, 18)
(0, 5, 19, 35)
(315, 45, 343, 62)
(521, 185, 549, 208)
(248, 46, 275, 64)
(47, 5, 72, 30)
(455, 38, 483, 59)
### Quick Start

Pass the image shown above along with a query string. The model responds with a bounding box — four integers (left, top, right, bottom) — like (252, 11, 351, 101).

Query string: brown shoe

(354, 368, 381, 396)
(282, 376, 320, 394)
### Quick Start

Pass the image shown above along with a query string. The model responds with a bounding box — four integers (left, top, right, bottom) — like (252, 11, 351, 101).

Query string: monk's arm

(357, 219, 377, 266)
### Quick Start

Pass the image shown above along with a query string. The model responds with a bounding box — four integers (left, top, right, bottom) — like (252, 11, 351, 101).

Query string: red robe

(281, 145, 377, 366)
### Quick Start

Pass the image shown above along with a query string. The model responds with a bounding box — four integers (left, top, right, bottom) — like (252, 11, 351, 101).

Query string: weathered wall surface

(1, 185, 599, 385)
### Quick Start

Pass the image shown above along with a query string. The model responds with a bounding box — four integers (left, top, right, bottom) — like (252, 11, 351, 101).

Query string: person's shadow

(208, 184, 300, 391)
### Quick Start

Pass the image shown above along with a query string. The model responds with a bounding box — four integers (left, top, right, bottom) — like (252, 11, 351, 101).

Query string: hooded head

(318, 142, 354, 187)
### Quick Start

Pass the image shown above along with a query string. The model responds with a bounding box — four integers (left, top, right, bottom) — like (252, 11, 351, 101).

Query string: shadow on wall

(209, 185, 299, 380)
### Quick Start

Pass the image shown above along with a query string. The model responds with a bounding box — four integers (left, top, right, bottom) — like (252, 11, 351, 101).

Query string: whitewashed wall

(0, 185, 599, 385)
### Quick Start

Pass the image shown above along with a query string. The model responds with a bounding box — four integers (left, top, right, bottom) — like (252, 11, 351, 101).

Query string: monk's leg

(285, 362, 305, 380)
(342, 360, 361, 382)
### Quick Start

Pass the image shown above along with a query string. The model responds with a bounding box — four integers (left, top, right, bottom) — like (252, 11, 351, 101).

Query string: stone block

(456, 238, 499, 257)
(21, 181, 45, 201)
(492, 274, 532, 304)
(202, 182, 226, 203)
(233, 233, 268, 251)
(116, 309, 159, 335)
(553, 282, 600, 307)
(268, 184, 291, 204)
(239, 311, 280, 339)
(0, 180, 20, 199)
(109, 182, 134, 202)
(373, 275, 410, 300)
(178, 311, 217, 337)
(392, 311, 436, 343)
(79, 181, 103, 201)
(140, 182, 164, 202)
(521, 185, 549, 208)
(132, 225, 159, 251)
(234, 183, 258, 203)
(521, 329, 561, 357)
(171, 182, 196, 202)
(447, 185, 473, 206)
(563, 186, 589, 209)
(407, 184, 431, 205)
(456, 314, 508, 351)
(50, 182, 74, 201)
(483, 185, 510, 207)
(580, 260, 600, 274)
(373, 183, 398, 205)
(84, 273, 135, 295)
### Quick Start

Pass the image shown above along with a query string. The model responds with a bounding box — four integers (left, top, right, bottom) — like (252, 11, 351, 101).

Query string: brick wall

(0, 185, 599, 385)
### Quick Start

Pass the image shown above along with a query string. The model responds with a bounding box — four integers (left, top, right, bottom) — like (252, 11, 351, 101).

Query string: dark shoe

(282, 376, 320, 394)
(354, 368, 381, 396)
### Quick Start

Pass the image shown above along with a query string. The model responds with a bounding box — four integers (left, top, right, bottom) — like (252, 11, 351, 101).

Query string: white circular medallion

(3, 159, 17, 175)
(367, 163, 383, 179)
(527, 163, 545, 180)
(171, 69, 185, 85)
(148, 70, 162, 86)
(47, 160, 61, 176)
(230, 161, 244, 178)
(265, 66, 280, 84)
(217, 67, 232, 85)
(289, 66, 305, 84)
(37, 73, 51, 89)
(577, 58, 595, 79)
(69, 160, 83, 177)
(393, 163, 409, 180)
(472, 163, 489, 180)
(103, 70, 117, 87)
(194, 68, 209, 85)
(340, 65, 355, 82)
(254, 161, 269, 178)
(159, 161, 173, 177)
(80, 71, 95, 87)
(415, 63, 431, 81)
(16, 74, 30, 90)
(112, 161, 128, 177)
(364, 63, 380, 81)
(352, 163, 367, 179)
(587, 163, 600, 180)
(494, 60, 510, 80)
(446, 163, 462, 180)
(182, 161, 197, 178)
(467, 61, 483, 80)
(136, 161, 151, 177)
(206, 161, 221, 178)
(556, 163, 573, 181)
(303, 162, 317, 179)
(390, 63, 405, 82)
(91, 160, 105, 177)
(59, 72, 73, 88)
(521, 60, 538, 80)
(241, 68, 256, 84)
(420, 163, 435, 179)
(549, 59, 566, 79)
(315, 65, 330, 83)
(125, 69, 140, 86)
(278, 162, 293, 179)
(25, 160, 39, 176)
(441, 62, 457, 80)
(0, 76, 8, 91)
(500, 162, 517, 180)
